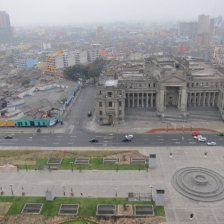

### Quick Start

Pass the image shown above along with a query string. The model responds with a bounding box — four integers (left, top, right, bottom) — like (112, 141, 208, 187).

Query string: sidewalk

(0, 119, 223, 135)
(85, 119, 224, 134)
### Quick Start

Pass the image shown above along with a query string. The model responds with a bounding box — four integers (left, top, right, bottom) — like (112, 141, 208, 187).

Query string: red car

(192, 132, 200, 136)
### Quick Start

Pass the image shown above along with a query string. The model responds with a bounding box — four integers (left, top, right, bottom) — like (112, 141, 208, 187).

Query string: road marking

(68, 143, 74, 145)
(175, 142, 181, 144)
(0, 142, 16, 145)
(53, 142, 59, 145)
(171, 139, 179, 141)
(189, 142, 196, 144)
(104, 136, 114, 139)
(158, 139, 164, 141)
(55, 135, 62, 138)
(70, 136, 77, 138)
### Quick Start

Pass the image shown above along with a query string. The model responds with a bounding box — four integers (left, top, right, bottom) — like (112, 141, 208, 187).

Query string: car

(125, 134, 134, 140)
(194, 135, 202, 139)
(89, 138, 98, 143)
(87, 111, 92, 117)
(4, 135, 13, 139)
(192, 132, 201, 136)
(198, 137, 207, 142)
(122, 138, 131, 142)
(217, 133, 224, 136)
(207, 141, 216, 146)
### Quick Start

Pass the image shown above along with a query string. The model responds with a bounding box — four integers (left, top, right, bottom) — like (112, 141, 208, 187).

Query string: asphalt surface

(0, 133, 223, 147)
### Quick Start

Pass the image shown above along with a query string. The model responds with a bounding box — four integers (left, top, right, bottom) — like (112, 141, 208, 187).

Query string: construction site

(0, 68, 78, 127)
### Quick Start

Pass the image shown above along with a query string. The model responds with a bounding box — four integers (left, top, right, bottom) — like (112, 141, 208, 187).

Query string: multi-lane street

(0, 133, 223, 147)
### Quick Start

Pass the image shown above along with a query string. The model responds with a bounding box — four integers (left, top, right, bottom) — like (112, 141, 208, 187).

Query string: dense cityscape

(1, 1, 224, 223)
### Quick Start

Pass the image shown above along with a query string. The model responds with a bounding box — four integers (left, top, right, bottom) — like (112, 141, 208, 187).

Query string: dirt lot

(0, 215, 166, 224)
(105, 150, 146, 165)
(0, 203, 12, 217)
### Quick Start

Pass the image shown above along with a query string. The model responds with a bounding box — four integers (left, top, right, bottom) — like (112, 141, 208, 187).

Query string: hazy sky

(1, 0, 224, 26)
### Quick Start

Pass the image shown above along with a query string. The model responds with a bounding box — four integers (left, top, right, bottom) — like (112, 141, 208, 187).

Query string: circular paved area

(172, 167, 224, 202)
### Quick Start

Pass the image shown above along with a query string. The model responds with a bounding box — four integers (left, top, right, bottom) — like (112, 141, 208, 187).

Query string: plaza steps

(125, 108, 160, 121)
(187, 107, 222, 122)
(124, 107, 222, 122)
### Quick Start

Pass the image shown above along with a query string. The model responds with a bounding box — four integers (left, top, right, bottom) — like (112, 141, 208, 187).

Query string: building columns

(208, 92, 211, 106)
(146, 93, 149, 108)
(180, 87, 187, 112)
(132, 93, 134, 108)
(151, 93, 153, 108)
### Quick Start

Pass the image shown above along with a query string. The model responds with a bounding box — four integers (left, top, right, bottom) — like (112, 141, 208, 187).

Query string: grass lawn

(0, 196, 165, 217)
(0, 151, 37, 157)
(0, 150, 148, 170)
(16, 158, 148, 171)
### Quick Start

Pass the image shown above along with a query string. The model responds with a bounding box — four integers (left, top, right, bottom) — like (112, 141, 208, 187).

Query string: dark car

(122, 138, 131, 142)
(4, 135, 13, 139)
(217, 133, 224, 136)
(89, 138, 98, 143)
(87, 111, 92, 117)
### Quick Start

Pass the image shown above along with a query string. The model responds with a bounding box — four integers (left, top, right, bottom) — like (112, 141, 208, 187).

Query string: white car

(207, 141, 216, 146)
(125, 134, 134, 140)
(198, 137, 207, 142)
(194, 135, 202, 139)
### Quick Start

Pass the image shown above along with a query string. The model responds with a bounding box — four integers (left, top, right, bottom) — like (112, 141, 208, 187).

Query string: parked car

(192, 132, 201, 136)
(124, 134, 134, 140)
(194, 135, 202, 139)
(198, 137, 207, 142)
(87, 111, 92, 117)
(217, 133, 224, 136)
(207, 141, 216, 146)
(4, 135, 13, 139)
(89, 138, 98, 143)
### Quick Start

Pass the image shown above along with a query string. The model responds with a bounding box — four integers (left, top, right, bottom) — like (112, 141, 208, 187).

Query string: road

(0, 133, 223, 147)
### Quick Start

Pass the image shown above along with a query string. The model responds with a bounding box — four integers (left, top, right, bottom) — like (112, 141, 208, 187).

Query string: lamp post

(69, 161, 74, 172)
(9, 184, 13, 196)
(25, 159, 28, 171)
(149, 185, 153, 201)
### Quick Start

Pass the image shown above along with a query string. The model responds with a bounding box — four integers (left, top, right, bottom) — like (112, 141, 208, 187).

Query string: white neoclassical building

(95, 56, 224, 125)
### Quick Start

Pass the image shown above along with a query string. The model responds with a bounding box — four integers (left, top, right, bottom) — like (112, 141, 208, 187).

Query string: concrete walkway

(1, 146, 224, 224)
(0, 119, 224, 135)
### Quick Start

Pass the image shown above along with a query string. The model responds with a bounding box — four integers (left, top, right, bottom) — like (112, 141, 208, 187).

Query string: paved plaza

(0, 146, 224, 223)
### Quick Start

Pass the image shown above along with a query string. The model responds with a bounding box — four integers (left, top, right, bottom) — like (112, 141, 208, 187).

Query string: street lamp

(9, 184, 13, 196)
(69, 161, 74, 172)
(25, 158, 28, 171)
(114, 186, 118, 197)
(149, 185, 153, 201)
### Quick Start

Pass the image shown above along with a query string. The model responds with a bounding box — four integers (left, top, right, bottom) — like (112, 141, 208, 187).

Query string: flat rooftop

(104, 80, 118, 87)
(191, 61, 224, 80)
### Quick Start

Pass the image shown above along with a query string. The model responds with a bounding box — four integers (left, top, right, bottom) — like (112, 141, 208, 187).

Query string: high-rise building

(198, 14, 210, 34)
(197, 14, 210, 45)
(179, 22, 198, 39)
(0, 11, 12, 41)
